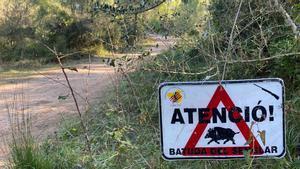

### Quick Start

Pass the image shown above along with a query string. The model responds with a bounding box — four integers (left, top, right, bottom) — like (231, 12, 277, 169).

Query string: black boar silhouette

(205, 127, 240, 144)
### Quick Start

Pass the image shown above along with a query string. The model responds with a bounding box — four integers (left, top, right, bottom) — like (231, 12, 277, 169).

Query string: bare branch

(222, 0, 244, 80)
(227, 0, 244, 53)
(58, 51, 83, 59)
(56, 55, 92, 153)
(41, 43, 92, 153)
(94, 0, 166, 15)
(141, 66, 216, 75)
(273, 0, 299, 37)
(219, 52, 300, 64)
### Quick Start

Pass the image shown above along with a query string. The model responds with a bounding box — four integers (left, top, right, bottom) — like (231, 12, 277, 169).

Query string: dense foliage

(0, 0, 161, 63)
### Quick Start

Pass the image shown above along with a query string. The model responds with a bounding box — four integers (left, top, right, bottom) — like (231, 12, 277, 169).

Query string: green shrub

(10, 135, 54, 169)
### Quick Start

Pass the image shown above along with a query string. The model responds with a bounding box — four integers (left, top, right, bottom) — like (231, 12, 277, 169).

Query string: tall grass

(5, 93, 53, 169)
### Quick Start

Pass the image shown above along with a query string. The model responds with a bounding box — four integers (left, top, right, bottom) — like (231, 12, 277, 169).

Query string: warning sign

(159, 78, 285, 160)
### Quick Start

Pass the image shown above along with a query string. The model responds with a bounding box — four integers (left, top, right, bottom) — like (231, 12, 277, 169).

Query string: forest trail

(0, 34, 176, 166)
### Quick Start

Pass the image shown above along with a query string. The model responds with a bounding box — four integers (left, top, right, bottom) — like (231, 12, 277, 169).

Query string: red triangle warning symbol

(183, 85, 264, 156)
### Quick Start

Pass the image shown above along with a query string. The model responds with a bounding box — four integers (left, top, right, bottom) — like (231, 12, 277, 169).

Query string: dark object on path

(205, 127, 240, 144)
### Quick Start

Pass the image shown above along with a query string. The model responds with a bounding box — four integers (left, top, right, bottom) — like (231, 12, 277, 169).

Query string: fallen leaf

(58, 94, 69, 100)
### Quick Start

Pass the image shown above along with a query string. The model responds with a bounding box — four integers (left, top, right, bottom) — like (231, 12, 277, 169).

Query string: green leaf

(58, 94, 69, 100)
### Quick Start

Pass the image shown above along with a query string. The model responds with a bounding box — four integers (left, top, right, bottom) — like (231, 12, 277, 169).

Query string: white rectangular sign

(159, 78, 285, 160)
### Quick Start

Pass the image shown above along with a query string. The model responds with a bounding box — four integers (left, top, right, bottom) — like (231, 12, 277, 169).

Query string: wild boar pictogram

(205, 127, 240, 144)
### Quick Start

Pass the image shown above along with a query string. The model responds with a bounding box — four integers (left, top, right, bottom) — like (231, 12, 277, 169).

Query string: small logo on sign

(166, 88, 184, 104)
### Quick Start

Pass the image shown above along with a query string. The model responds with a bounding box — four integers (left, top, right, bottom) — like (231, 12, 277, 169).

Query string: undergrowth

(25, 46, 300, 168)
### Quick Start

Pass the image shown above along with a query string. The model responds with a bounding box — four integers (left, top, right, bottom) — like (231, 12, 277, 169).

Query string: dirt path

(146, 33, 177, 55)
(0, 34, 176, 166)
(0, 60, 115, 164)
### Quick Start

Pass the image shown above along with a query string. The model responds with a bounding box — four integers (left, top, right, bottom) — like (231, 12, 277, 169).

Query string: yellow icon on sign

(167, 89, 183, 104)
